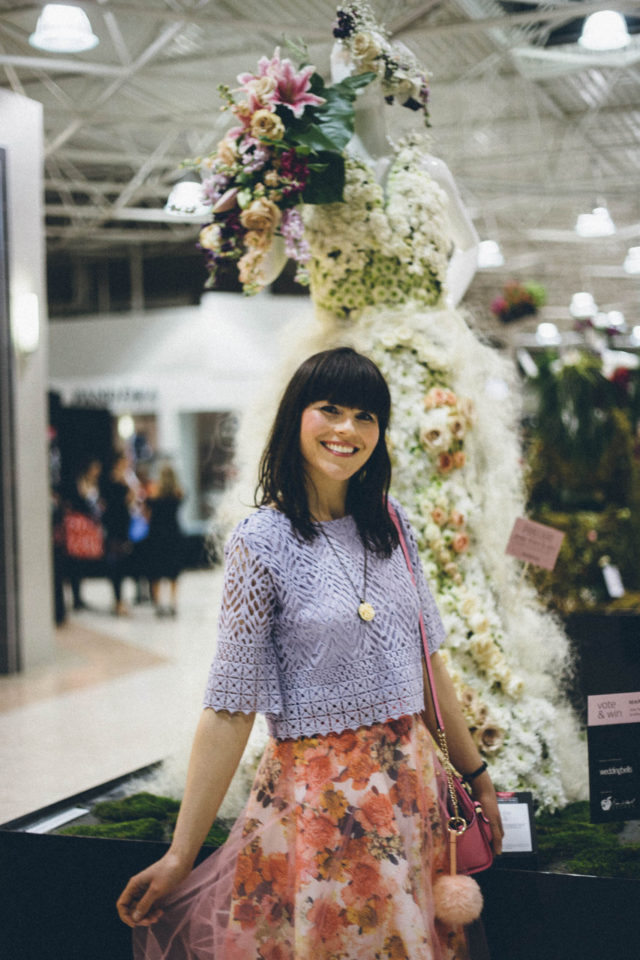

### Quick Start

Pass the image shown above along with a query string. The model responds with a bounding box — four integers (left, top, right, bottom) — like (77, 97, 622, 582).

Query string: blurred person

(63, 458, 104, 611)
(103, 453, 135, 616)
(145, 465, 185, 617)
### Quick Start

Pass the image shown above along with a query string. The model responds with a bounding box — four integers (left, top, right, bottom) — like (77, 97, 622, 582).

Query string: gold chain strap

(436, 728, 467, 835)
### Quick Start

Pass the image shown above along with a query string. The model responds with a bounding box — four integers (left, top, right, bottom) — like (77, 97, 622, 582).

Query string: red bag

(63, 512, 104, 560)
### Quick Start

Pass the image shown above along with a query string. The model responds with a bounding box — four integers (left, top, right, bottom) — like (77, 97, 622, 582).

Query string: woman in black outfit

(102, 454, 135, 616)
(146, 465, 185, 616)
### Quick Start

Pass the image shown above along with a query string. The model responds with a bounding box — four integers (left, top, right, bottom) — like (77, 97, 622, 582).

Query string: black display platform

(2, 770, 640, 960)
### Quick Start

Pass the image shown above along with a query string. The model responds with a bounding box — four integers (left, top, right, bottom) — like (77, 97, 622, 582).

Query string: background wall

(49, 291, 316, 531)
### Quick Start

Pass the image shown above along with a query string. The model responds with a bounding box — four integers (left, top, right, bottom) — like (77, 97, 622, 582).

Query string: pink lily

(239, 49, 325, 119)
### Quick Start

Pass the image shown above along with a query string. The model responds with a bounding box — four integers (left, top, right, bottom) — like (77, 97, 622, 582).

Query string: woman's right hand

(116, 852, 191, 928)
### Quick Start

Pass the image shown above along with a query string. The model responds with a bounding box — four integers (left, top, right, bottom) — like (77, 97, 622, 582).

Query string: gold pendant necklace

(318, 525, 375, 622)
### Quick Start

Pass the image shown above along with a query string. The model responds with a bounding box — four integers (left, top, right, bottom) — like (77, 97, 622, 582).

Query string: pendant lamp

(477, 240, 504, 269)
(164, 180, 210, 219)
(570, 292, 598, 319)
(579, 11, 630, 52)
(29, 4, 99, 53)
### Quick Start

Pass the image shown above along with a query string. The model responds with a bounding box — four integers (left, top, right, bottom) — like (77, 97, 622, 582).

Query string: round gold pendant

(358, 601, 375, 622)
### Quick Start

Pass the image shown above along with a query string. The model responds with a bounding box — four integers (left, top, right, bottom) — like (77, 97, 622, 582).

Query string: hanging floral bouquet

(194, 49, 374, 294)
(333, 1, 430, 123)
(490, 280, 546, 324)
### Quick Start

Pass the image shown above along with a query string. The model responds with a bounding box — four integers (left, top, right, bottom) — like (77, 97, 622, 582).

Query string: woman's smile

(300, 401, 380, 494)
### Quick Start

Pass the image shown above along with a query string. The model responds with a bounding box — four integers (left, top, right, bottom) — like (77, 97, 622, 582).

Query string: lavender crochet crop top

(203, 497, 445, 739)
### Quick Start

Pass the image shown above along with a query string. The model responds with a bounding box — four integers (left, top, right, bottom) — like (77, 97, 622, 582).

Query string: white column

(1, 90, 54, 669)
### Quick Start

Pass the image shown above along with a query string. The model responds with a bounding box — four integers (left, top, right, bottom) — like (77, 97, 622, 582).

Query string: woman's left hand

(470, 772, 504, 855)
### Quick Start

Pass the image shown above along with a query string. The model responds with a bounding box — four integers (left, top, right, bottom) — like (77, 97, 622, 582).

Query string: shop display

(525, 347, 640, 613)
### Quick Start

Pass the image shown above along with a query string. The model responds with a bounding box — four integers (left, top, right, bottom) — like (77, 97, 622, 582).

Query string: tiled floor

(0, 569, 225, 825)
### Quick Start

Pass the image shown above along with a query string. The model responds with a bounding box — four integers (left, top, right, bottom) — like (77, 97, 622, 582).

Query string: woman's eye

(357, 411, 376, 422)
(321, 404, 339, 414)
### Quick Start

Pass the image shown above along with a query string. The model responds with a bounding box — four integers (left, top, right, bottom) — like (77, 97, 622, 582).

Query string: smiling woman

(118, 346, 503, 960)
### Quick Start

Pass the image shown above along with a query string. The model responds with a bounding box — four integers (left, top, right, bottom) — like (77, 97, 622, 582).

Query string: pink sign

(588, 692, 640, 727)
(505, 517, 564, 570)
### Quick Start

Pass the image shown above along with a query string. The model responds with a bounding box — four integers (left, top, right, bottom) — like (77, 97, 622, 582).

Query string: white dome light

(477, 240, 504, 269)
(579, 11, 630, 52)
(631, 326, 640, 345)
(29, 4, 99, 53)
(164, 181, 210, 219)
(536, 322, 561, 345)
(570, 292, 598, 318)
(623, 247, 640, 275)
(575, 206, 616, 238)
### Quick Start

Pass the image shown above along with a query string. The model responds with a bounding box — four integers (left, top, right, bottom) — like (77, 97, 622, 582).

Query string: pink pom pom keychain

(433, 815, 484, 926)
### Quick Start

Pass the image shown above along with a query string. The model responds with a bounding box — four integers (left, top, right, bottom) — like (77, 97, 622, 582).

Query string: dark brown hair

(256, 347, 398, 556)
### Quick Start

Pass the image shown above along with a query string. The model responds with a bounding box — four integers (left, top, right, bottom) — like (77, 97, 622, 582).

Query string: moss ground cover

(57, 792, 230, 848)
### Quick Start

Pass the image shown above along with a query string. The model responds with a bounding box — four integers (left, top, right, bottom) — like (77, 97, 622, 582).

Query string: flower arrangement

(194, 48, 374, 293)
(491, 280, 546, 324)
(302, 139, 449, 316)
(333, 1, 430, 123)
(419, 386, 473, 477)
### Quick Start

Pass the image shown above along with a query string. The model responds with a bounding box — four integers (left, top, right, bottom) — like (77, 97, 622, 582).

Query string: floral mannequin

(329, 40, 479, 310)
(189, 4, 585, 813)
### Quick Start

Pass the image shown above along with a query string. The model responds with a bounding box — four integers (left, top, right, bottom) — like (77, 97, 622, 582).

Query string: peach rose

(452, 532, 469, 553)
(238, 249, 265, 286)
(431, 507, 447, 526)
(250, 108, 285, 141)
(437, 451, 454, 473)
(240, 196, 281, 233)
(217, 136, 237, 166)
(424, 387, 448, 409)
(453, 450, 466, 469)
(244, 229, 272, 250)
(449, 510, 465, 527)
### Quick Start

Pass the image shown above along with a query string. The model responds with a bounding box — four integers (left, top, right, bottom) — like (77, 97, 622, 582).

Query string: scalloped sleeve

(393, 498, 446, 655)
(203, 528, 283, 716)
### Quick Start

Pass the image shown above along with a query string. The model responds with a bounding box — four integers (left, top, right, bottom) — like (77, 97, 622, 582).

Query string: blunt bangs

(300, 348, 391, 427)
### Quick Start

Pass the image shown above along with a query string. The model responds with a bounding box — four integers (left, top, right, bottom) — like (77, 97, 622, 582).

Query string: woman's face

(299, 400, 380, 492)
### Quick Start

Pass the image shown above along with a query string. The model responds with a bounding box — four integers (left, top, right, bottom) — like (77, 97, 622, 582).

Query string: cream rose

(198, 223, 222, 251)
(352, 32, 382, 72)
(240, 197, 281, 234)
(217, 136, 237, 166)
(247, 75, 277, 105)
(250, 108, 285, 141)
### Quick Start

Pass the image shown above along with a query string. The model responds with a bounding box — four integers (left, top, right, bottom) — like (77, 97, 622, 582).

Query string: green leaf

(292, 124, 342, 153)
(303, 153, 346, 205)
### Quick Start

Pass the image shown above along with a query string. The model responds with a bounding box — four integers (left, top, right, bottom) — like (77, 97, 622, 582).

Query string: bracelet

(464, 761, 488, 782)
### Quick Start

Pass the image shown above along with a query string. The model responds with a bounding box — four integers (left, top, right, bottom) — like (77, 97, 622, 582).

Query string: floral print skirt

(133, 714, 469, 960)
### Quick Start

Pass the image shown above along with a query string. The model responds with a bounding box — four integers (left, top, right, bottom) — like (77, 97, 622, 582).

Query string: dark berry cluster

(333, 10, 356, 39)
